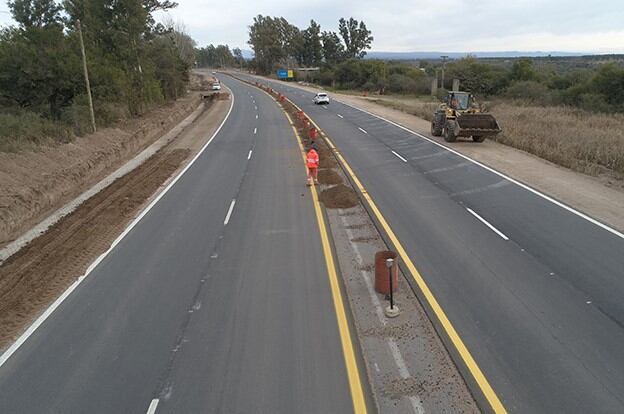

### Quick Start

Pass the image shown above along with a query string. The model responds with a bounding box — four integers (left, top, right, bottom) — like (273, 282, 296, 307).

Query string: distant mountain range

(239, 49, 610, 61)
(364, 51, 587, 60)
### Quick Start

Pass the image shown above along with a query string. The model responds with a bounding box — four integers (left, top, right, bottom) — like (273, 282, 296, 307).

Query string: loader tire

(431, 120, 443, 136)
(472, 135, 486, 143)
(443, 122, 457, 142)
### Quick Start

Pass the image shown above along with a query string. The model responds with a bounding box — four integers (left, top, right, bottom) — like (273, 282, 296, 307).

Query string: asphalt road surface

(0, 77, 360, 413)
(242, 74, 624, 413)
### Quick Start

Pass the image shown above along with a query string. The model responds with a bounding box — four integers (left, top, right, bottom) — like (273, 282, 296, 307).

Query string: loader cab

(446, 92, 471, 110)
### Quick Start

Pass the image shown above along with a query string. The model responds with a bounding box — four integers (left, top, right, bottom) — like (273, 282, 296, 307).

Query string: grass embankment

(364, 95, 624, 178)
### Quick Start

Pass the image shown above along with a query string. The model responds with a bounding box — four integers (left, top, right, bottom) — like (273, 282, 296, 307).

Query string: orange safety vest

(306, 149, 319, 168)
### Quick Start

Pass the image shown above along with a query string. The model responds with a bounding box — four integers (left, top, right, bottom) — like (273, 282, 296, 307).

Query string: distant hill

(238, 49, 617, 62)
(365, 51, 586, 60)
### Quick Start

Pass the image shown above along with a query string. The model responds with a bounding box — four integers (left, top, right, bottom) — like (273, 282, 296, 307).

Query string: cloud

(2, 1, 622, 53)
(157, 0, 624, 53)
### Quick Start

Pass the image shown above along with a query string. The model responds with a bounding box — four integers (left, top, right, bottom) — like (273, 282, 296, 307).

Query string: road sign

(277, 69, 289, 78)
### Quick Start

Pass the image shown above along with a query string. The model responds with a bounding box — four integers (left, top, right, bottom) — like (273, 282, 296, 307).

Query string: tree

(233, 47, 243, 61)
(446, 57, 508, 95)
(0, 0, 191, 134)
(232, 47, 244, 68)
(160, 17, 196, 67)
(0, 1, 81, 119)
(7, 0, 62, 29)
(215, 44, 234, 67)
(590, 63, 624, 107)
(301, 20, 322, 66)
(321, 31, 344, 64)
(248, 15, 301, 74)
(195, 44, 234, 68)
(509, 58, 538, 82)
(248, 15, 286, 74)
(338, 17, 373, 59)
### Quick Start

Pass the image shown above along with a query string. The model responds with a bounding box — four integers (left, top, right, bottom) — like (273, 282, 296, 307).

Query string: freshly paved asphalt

(0, 77, 356, 413)
(241, 74, 624, 413)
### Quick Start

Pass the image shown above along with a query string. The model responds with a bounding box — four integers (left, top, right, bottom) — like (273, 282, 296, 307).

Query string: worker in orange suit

(306, 145, 320, 186)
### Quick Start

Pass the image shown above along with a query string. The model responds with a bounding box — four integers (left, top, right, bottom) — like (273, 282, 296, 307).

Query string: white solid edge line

(146, 399, 159, 414)
(334, 99, 624, 240)
(337, 114, 344, 118)
(391, 150, 408, 163)
(466, 207, 510, 241)
(247, 149, 253, 160)
(224, 199, 236, 225)
(358, 127, 368, 134)
(0, 89, 236, 370)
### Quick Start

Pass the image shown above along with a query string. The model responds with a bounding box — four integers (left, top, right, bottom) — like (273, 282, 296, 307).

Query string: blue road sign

(277, 69, 289, 78)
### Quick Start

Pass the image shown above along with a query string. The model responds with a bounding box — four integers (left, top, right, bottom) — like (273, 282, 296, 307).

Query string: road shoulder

(0, 91, 232, 353)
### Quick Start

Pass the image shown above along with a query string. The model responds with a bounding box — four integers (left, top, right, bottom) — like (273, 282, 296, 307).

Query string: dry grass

(366, 96, 624, 178)
(368, 97, 438, 122)
(491, 103, 624, 177)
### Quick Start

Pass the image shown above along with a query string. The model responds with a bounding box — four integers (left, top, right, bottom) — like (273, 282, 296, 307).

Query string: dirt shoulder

(0, 91, 202, 250)
(0, 88, 232, 351)
(268, 78, 624, 233)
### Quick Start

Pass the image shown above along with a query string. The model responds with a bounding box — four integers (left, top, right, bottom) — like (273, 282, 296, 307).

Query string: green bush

(504, 81, 553, 105)
(388, 73, 416, 93)
(577, 93, 611, 113)
(0, 111, 71, 152)
(60, 102, 92, 136)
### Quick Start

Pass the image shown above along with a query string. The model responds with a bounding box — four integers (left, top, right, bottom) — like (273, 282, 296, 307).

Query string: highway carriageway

(239, 73, 624, 413)
(0, 75, 370, 413)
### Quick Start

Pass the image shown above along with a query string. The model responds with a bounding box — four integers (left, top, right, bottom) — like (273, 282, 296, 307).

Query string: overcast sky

(1, 0, 623, 53)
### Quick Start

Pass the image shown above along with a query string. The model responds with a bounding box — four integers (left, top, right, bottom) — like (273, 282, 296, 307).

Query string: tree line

(246, 16, 373, 75)
(440, 56, 624, 113)
(284, 51, 624, 114)
(0, 0, 195, 150)
(195, 44, 243, 68)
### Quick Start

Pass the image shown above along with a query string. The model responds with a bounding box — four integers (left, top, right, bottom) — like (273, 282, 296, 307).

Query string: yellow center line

(285, 96, 507, 414)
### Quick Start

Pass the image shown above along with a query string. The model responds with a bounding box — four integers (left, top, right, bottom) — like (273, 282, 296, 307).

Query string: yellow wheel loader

(430, 91, 501, 143)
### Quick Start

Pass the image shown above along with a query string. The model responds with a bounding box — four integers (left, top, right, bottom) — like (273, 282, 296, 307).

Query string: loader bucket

(455, 113, 501, 137)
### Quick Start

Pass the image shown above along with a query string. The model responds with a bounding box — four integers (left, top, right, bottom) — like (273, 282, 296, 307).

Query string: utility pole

(440, 55, 449, 90)
(77, 19, 96, 133)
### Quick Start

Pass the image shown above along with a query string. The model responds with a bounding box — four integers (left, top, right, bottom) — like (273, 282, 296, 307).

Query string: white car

(313, 92, 329, 105)
(212, 82, 221, 91)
